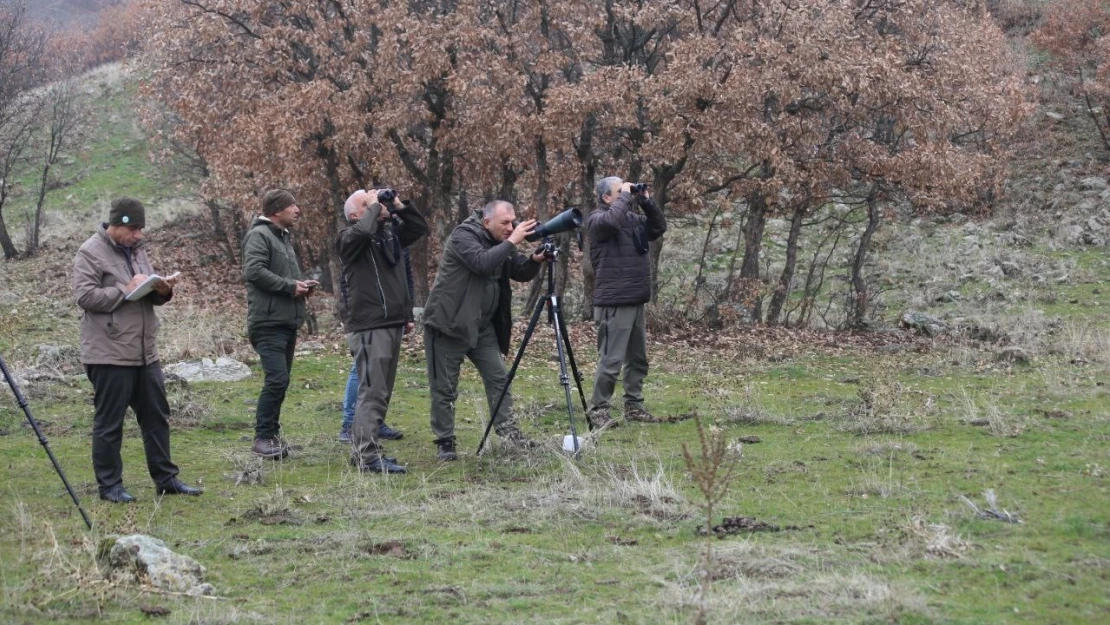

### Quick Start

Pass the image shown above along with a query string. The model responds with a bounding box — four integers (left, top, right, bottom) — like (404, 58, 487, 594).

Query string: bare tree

(26, 78, 81, 256)
(0, 0, 47, 259)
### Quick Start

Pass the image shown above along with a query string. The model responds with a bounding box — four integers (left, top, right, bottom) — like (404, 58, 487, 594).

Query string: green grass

(2, 336, 1108, 624)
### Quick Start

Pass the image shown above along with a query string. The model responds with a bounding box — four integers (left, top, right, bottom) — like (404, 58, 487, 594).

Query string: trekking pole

(0, 352, 93, 530)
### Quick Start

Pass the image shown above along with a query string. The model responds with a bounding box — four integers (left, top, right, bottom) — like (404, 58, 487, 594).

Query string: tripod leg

(476, 294, 547, 455)
(548, 295, 581, 457)
(556, 310, 592, 430)
(0, 353, 93, 530)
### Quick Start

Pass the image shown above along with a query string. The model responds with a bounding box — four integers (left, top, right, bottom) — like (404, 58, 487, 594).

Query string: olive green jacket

(423, 212, 541, 354)
(242, 217, 305, 332)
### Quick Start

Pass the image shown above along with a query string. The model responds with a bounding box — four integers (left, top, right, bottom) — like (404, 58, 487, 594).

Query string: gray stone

(0, 292, 19, 306)
(298, 341, 326, 353)
(936, 291, 962, 303)
(998, 261, 1022, 277)
(163, 357, 251, 383)
(996, 347, 1031, 365)
(1079, 177, 1108, 192)
(900, 311, 947, 337)
(1044, 111, 1064, 122)
(97, 534, 215, 596)
(33, 344, 82, 372)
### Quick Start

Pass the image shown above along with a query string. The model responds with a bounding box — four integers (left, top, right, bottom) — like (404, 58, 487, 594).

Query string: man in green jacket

(336, 189, 428, 473)
(243, 189, 318, 459)
(423, 200, 547, 461)
(73, 197, 202, 502)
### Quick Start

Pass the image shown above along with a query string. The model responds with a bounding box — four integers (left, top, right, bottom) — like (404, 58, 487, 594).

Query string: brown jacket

(73, 226, 172, 366)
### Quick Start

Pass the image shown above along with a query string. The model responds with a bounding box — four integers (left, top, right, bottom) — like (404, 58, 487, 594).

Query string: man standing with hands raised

(336, 188, 427, 473)
(243, 189, 318, 459)
(422, 200, 547, 461)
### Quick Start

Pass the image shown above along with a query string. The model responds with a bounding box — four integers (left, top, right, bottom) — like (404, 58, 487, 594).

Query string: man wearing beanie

(243, 188, 318, 459)
(72, 197, 202, 503)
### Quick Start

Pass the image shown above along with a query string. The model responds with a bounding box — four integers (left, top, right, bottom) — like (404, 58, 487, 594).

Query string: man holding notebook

(72, 197, 202, 503)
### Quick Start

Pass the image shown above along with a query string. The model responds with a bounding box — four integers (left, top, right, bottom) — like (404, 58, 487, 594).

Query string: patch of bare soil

(697, 516, 803, 538)
(363, 540, 413, 558)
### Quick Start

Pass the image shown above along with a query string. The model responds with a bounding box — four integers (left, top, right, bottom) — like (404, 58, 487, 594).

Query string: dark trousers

(249, 326, 297, 439)
(86, 363, 179, 493)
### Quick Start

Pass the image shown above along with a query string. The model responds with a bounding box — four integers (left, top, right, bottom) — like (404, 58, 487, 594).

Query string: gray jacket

(72, 226, 172, 366)
(587, 191, 667, 307)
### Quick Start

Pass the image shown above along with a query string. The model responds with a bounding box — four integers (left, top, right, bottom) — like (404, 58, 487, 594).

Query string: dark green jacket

(242, 217, 305, 331)
(335, 202, 428, 333)
(424, 212, 541, 354)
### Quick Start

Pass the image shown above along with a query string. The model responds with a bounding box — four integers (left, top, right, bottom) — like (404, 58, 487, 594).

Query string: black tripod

(477, 239, 592, 458)
(0, 352, 92, 530)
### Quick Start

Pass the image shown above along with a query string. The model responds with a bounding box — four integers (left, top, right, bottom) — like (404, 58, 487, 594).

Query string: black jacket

(423, 211, 541, 354)
(587, 191, 667, 307)
(336, 202, 428, 333)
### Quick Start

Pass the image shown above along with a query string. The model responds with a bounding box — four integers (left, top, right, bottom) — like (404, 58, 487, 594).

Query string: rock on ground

(163, 357, 251, 383)
(97, 534, 215, 596)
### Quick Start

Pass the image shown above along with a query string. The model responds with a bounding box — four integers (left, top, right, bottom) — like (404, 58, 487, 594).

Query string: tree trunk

(26, 162, 51, 256)
(0, 212, 18, 259)
(736, 191, 767, 322)
(847, 190, 881, 329)
(576, 114, 598, 320)
(524, 137, 550, 314)
(207, 199, 238, 266)
(767, 201, 808, 325)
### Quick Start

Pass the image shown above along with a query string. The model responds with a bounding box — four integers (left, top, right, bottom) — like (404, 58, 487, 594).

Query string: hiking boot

(338, 423, 352, 443)
(436, 437, 458, 462)
(252, 437, 288, 459)
(378, 422, 404, 440)
(624, 404, 662, 423)
(358, 456, 407, 474)
(496, 423, 539, 449)
(588, 409, 617, 430)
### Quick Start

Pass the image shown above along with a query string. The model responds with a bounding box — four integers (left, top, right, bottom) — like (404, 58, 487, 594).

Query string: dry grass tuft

(724, 384, 794, 426)
(158, 302, 244, 362)
(659, 542, 925, 622)
(837, 375, 935, 435)
(906, 517, 971, 559)
(959, 391, 1028, 438)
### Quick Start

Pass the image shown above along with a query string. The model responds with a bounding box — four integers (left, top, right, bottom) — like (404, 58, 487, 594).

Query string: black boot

(436, 437, 458, 461)
(358, 456, 407, 474)
(100, 484, 136, 503)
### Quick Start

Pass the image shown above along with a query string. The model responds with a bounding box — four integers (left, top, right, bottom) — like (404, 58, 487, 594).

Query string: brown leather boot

(252, 437, 288, 459)
(589, 409, 618, 429)
(623, 404, 662, 423)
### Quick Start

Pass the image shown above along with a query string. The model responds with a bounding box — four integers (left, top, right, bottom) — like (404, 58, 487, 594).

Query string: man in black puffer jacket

(586, 177, 667, 427)
(336, 189, 428, 474)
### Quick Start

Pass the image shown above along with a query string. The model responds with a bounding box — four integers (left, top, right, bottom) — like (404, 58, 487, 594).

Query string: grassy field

(1, 65, 1109, 624)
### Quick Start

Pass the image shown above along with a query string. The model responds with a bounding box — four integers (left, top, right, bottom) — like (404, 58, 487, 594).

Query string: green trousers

(589, 304, 649, 412)
(425, 324, 514, 442)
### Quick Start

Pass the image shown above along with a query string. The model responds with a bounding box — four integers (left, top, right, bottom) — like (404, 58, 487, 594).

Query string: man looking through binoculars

(586, 177, 668, 428)
(336, 189, 428, 474)
(422, 201, 548, 461)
